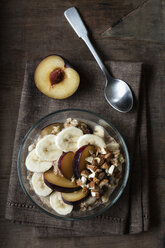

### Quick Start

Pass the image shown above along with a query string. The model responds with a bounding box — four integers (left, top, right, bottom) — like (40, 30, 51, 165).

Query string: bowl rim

(17, 108, 130, 221)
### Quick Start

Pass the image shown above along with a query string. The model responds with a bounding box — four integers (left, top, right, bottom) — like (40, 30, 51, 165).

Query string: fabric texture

(5, 60, 149, 237)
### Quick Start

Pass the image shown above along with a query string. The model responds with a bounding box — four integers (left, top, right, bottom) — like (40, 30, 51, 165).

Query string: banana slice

(25, 149, 53, 172)
(31, 173, 53, 196)
(56, 126, 83, 152)
(36, 134, 62, 161)
(50, 192, 73, 215)
(93, 125, 105, 138)
(77, 134, 106, 148)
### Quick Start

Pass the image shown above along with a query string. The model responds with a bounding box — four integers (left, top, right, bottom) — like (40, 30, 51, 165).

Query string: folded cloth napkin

(5, 60, 149, 236)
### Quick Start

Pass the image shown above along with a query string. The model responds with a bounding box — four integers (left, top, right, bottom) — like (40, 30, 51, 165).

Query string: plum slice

(44, 169, 79, 192)
(58, 152, 74, 179)
(62, 188, 89, 204)
(40, 123, 63, 137)
(73, 145, 96, 179)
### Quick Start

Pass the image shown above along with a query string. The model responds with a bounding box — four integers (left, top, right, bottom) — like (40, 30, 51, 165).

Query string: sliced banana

(93, 125, 105, 138)
(56, 126, 83, 152)
(50, 192, 73, 215)
(25, 149, 53, 172)
(31, 173, 53, 196)
(77, 134, 106, 148)
(35, 134, 62, 161)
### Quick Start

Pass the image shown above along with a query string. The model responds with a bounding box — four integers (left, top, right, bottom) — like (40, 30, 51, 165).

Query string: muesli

(25, 118, 125, 215)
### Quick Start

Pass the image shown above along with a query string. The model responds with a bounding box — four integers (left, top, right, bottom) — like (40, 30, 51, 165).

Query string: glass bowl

(17, 109, 130, 221)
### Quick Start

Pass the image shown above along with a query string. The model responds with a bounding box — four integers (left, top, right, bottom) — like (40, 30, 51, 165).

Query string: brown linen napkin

(5, 59, 149, 236)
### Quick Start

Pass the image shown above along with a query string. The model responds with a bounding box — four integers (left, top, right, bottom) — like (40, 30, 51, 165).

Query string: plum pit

(50, 68, 64, 86)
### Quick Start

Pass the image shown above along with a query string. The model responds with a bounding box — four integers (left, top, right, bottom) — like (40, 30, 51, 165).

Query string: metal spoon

(64, 7, 133, 113)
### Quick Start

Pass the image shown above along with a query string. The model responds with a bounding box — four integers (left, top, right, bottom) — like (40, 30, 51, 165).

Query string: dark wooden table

(0, 0, 165, 247)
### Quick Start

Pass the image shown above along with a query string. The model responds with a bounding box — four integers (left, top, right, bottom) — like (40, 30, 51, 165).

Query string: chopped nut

(94, 169, 102, 179)
(86, 183, 90, 188)
(88, 172, 96, 179)
(108, 165, 115, 175)
(86, 164, 97, 172)
(96, 147, 101, 154)
(92, 159, 97, 166)
(98, 172, 105, 180)
(76, 179, 83, 187)
(85, 156, 94, 163)
(93, 177, 100, 184)
(99, 154, 106, 158)
(89, 149, 94, 155)
(101, 162, 109, 169)
(99, 179, 109, 188)
(104, 152, 111, 159)
(91, 188, 99, 192)
(100, 147, 107, 155)
(89, 181, 96, 189)
(98, 157, 105, 166)
(94, 157, 101, 164)
(81, 175, 87, 185)
(80, 170, 90, 177)
(87, 177, 93, 181)
(111, 158, 118, 166)
(87, 165, 101, 179)
(91, 189, 100, 198)
(95, 168, 102, 173)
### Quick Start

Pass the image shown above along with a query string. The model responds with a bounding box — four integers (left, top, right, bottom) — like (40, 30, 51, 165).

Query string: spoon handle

(64, 7, 110, 78)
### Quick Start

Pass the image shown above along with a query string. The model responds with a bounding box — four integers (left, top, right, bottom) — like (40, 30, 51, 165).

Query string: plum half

(62, 188, 89, 205)
(34, 55, 80, 99)
(73, 145, 96, 179)
(58, 151, 74, 179)
(44, 169, 80, 193)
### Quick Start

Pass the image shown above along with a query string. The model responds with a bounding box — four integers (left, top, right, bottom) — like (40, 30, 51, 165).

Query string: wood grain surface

(0, 0, 165, 247)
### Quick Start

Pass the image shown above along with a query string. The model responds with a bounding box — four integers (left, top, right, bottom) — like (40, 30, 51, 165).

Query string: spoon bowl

(104, 77, 133, 113)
